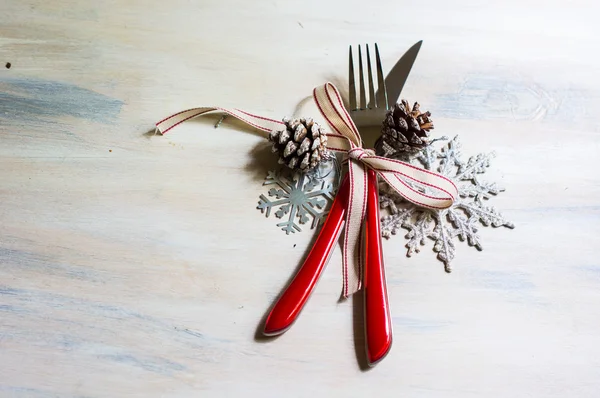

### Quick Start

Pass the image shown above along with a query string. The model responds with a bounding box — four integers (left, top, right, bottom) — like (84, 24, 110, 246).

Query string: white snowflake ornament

(380, 135, 514, 272)
(257, 163, 338, 234)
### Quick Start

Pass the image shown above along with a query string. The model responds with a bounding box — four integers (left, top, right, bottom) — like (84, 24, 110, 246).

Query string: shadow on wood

(244, 140, 280, 183)
(352, 290, 370, 371)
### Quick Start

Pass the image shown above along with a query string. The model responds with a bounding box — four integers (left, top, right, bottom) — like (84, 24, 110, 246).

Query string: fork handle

(263, 175, 350, 336)
(364, 169, 393, 365)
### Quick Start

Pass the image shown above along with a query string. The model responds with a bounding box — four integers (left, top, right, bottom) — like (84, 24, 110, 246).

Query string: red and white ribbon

(156, 82, 458, 297)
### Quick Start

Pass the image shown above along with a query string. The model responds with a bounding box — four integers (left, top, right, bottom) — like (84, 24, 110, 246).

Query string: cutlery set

(154, 40, 458, 368)
(264, 42, 423, 366)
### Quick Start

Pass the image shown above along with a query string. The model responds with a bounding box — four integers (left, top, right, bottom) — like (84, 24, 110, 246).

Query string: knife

(365, 41, 421, 365)
(364, 169, 392, 365)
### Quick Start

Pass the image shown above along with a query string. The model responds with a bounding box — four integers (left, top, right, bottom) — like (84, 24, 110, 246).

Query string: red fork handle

(263, 174, 351, 336)
(364, 169, 393, 365)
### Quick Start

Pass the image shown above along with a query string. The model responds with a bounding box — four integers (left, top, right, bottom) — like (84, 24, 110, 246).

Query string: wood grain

(1, 0, 599, 396)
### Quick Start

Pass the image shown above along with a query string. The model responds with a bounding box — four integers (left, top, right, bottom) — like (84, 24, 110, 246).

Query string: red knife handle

(263, 174, 350, 336)
(364, 169, 393, 365)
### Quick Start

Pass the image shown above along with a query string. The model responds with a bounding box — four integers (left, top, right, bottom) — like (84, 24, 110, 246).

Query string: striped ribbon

(156, 82, 458, 297)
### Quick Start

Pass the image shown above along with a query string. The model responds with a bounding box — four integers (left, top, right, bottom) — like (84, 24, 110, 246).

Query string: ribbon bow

(156, 82, 458, 297)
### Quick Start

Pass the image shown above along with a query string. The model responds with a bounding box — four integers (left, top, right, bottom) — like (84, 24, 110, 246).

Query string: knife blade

(375, 40, 422, 105)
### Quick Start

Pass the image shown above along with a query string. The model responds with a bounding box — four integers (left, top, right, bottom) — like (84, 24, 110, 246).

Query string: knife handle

(364, 169, 393, 365)
(263, 174, 350, 336)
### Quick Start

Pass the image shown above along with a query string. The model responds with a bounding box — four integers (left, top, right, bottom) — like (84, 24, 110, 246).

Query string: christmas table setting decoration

(154, 41, 513, 367)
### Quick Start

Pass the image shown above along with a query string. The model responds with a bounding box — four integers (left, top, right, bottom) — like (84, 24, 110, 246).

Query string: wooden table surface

(1, 1, 599, 397)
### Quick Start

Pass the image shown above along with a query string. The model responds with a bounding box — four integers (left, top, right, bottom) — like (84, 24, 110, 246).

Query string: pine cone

(269, 117, 328, 171)
(376, 100, 434, 156)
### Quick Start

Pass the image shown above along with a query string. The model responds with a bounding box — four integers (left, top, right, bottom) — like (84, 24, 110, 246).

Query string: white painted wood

(1, 0, 599, 396)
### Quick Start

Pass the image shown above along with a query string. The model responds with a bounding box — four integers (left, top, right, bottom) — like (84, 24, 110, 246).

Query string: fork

(349, 43, 388, 127)
(349, 43, 393, 365)
(263, 44, 392, 365)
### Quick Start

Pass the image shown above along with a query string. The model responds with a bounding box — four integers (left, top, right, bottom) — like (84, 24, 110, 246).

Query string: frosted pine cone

(269, 117, 328, 171)
(375, 100, 434, 157)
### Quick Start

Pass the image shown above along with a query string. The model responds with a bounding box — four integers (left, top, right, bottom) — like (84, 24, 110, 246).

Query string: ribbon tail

(341, 159, 368, 297)
(341, 224, 362, 298)
(155, 107, 284, 135)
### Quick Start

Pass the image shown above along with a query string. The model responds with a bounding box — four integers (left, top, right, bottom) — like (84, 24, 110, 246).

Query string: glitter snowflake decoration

(257, 165, 338, 234)
(380, 135, 514, 271)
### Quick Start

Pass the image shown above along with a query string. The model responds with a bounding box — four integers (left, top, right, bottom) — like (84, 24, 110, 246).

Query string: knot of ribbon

(347, 148, 376, 161)
(155, 82, 458, 297)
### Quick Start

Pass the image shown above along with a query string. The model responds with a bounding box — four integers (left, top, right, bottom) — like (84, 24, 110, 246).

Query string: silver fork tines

(348, 43, 389, 127)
